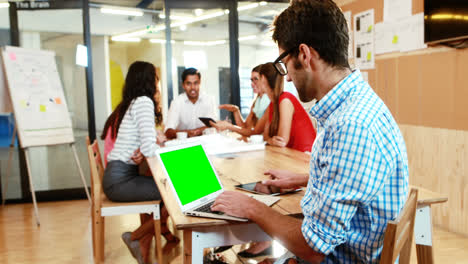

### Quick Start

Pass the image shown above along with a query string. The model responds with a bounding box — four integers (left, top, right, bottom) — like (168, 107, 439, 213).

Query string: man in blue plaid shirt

(212, 0, 409, 263)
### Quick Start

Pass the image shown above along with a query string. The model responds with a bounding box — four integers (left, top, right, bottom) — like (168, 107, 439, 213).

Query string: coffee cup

(176, 132, 187, 140)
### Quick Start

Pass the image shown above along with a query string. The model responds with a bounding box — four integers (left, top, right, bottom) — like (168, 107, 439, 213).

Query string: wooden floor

(1, 200, 468, 264)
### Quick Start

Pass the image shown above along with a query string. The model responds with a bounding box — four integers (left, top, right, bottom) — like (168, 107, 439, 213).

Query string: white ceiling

(0, 1, 287, 44)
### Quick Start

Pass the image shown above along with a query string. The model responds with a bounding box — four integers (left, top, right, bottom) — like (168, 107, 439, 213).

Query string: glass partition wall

(1, 0, 290, 202)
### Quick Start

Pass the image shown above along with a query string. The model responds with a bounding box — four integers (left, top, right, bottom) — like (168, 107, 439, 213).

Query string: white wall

(91, 36, 111, 131)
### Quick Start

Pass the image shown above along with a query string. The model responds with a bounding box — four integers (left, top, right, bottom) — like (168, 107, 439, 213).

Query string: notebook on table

(156, 142, 279, 222)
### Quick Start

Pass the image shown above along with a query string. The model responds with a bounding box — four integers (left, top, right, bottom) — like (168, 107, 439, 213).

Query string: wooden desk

(147, 146, 447, 264)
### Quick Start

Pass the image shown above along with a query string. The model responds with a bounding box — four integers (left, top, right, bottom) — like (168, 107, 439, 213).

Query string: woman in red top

(260, 62, 316, 152)
(228, 63, 317, 260)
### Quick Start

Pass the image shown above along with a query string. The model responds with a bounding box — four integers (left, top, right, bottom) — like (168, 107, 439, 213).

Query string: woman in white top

(213, 65, 271, 137)
(102, 61, 177, 264)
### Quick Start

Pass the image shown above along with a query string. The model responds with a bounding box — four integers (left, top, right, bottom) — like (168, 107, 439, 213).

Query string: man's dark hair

(272, 0, 350, 69)
(181, 67, 201, 82)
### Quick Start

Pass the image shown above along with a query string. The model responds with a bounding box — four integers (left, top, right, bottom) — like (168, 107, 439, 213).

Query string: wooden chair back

(380, 188, 419, 264)
(86, 137, 105, 210)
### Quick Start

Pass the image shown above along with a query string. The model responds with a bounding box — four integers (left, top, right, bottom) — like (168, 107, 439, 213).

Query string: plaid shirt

(301, 70, 409, 263)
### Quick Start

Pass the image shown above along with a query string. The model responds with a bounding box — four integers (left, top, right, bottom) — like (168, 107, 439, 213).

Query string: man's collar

(309, 70, 362, 123)
(183, 92, 202, 104)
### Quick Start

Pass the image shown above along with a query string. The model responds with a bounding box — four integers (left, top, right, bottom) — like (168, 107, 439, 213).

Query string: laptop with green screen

(156, 142, 248, 221)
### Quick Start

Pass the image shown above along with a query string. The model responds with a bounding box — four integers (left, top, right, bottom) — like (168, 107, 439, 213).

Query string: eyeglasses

(273, 47, 297, 76)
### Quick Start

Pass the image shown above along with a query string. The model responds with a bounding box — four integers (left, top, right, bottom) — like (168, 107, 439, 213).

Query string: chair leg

(91, 206, 96, 259)
(399, 239, 412, 264)
(99, 216, 106, 262)
(154, 219, 163, 264)
(92, 208, 104, 263)
(93, 214, 105, 263)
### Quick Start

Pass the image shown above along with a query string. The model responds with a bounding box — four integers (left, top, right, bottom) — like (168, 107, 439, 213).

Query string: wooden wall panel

(338, 0, 468, 236)
(397, 55, 421, 125)
(376, 58, 398, 119)
(454, 49, 468, 131)
(401, 124, 468, 235)
(366, 69, 377, 91)
(341, 0, 467, 131)
(413, 0, 424, 14)
(419, 51, 456, 129)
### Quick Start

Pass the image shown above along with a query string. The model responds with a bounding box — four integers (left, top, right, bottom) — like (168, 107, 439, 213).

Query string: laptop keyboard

(194, 201, 223, 215)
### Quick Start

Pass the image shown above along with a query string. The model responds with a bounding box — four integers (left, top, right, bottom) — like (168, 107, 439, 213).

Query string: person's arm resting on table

(213, 122, 390, 263)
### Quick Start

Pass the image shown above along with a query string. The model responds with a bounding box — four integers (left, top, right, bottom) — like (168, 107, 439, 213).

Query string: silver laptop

(156, 142, 278, 222)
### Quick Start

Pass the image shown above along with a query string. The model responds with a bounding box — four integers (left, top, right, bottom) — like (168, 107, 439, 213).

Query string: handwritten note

(398, 13, 427, 52)
(375, 22, 400, 54)
(384, 0, 412, 22)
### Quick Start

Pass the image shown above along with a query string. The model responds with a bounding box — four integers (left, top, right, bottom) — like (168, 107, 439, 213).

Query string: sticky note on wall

(20, 100, 28, 108)
(39, 105, 47, 112)
(54, 97, 62, 104)
(367, 52, 372, 61)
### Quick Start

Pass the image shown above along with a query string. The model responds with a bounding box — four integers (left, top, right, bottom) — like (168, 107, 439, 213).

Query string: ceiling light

(159, 14, 192, 20)
(207, 40, 227, 46)
(237, 3, 259, 11)
(194, 9, 204, 16)
(114, 29, 149, 39)
(170, 11, 225, 28)
(113, 4, 264, 39)
(183, 40, 226, 46)
(111, 37, 141, 42)
(0, 2, 9, 8)
(259, 1, 267, 6)
(239, 35, 257, 41)
(179, 25, 187, 31)
(101, 7, 143, 17)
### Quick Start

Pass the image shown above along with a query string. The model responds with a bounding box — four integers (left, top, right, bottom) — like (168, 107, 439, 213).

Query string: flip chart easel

(0, 46, 91, 226)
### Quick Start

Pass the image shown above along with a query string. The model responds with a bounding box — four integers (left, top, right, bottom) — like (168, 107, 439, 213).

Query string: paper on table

(398, 13, 427, 52)
(164, 133, 265, 155)
(354, 9, 375, 70)
(384, 0, 412, 22)
(375, 22, 400, 54)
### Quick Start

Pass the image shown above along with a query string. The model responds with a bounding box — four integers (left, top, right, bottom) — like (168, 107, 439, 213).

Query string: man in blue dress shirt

(212, 0, 409, 263)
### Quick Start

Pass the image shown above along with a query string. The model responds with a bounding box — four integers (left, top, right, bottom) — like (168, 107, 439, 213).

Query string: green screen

(160, 145, 222, 205)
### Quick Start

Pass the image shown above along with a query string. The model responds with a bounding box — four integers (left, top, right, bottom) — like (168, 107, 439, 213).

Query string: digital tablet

(199, 117, 216, 127)
(235, 181, 301, 196)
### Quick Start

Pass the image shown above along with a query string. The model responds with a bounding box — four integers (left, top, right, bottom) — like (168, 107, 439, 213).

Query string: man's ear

(298, 44, 320, 71)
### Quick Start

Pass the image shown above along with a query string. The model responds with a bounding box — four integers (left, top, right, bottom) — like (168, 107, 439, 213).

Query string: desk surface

(147, 145, 447, 230)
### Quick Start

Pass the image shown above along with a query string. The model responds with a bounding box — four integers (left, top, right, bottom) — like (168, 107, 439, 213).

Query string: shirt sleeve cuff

(301, 220, 342, 255)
